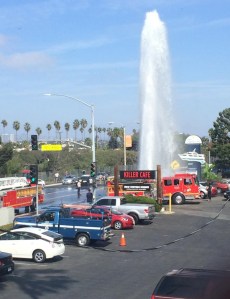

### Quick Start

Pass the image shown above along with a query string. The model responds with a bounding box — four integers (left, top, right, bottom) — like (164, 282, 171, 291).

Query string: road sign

(170, 160, 180, 170)
(41, 144, 62, 151)
(120, 170, 155, 180)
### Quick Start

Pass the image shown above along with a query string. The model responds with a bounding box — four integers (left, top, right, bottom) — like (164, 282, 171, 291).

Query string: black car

(224, 190, 230, 200)
(151, 268, 230, 299)
(0, 251, 14, 276)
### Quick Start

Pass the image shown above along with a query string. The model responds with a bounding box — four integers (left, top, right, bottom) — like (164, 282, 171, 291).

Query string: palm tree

(73, 119, 80, 141)
(80, 118, 88, 141)
(24, 122, 31, 141)
(1, 120, 7, 134)
(46, 124, 52, 141)
(36, 127, 42, 140)
(54, 120, 61, 141)
(64, 122, 70, 140)
(13, 121, 20, 142)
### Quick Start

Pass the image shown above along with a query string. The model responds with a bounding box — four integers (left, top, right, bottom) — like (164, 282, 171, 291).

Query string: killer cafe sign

(120, 170, 156, 180)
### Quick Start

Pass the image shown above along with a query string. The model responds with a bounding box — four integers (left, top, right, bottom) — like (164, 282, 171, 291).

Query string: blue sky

(0, 0, 229, 141)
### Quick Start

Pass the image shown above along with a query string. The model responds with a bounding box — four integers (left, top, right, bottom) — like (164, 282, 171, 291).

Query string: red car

(71, 207, 134, 230)
(211, 181, 229, 194)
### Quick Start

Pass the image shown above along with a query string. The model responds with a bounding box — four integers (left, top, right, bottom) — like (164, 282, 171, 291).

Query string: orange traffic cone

(119, 233, 126, 246)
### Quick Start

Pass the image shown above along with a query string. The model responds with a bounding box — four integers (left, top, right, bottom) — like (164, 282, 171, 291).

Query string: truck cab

(162, 173, 199, 205)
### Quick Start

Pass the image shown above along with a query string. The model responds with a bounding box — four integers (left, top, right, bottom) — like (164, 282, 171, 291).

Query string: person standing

(207, 183, 212, 201)
(86, 189, 93, 204)
(76, 180, 81, 197)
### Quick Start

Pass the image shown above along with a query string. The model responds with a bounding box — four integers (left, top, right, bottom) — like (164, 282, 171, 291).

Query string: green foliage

(124, 194, 162, 212)
(202, 163, 218, 181)
(0, 143, 14, 175)
(208, 108, 230, 175)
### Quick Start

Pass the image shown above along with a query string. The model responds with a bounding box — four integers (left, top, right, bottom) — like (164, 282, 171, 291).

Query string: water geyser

(138, 10, 175, 173)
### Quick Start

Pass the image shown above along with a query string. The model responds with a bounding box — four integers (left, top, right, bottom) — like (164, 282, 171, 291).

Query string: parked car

(71, 207, 134, 230)
(98, 206, 135, 230)
(151, 268, 230, 299)
(38, 179, 45, 188)
(79, 175, 93, 188)
(0, 251, 14, 276)
(0, 227, 65, 263)
(211, 181, 229, 194)
(222, 178, 230, 190)
(224, 190, 230, 200)
(199, 181, 217, 197)
(62, 175, 76, 185)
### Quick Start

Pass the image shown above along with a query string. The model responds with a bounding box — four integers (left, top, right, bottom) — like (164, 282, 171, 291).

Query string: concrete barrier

(0, 207, 14, 226)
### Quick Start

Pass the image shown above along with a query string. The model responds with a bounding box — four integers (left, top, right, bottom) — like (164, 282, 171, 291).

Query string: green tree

(80, 118, 88, 141)
(65, 122, 70, 140)
(13, 121, 20, 142)
(54, 120, 61, 141)
(0, 143, 14, 175)
(1, 119, 8, 133)
(24, 122, 31, 141)
(73, 119, 80, 141)
(46, 124, 52, 140)
(36, 127, 42, 140)
(209, 108, 230, 176)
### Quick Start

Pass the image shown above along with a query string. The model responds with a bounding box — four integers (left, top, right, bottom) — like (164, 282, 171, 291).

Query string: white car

(38, 179, 46, 188)
(0, 227, 65, 263)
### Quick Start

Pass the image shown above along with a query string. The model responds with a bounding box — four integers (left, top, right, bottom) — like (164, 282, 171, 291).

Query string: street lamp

(44, 93, 95, 163)
(108, 122, 126, 170)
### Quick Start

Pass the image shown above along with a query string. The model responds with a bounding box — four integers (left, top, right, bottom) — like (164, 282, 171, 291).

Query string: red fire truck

(162, 173, 200, 205)
(0, 185, 45, 213)
(106, 173, 199, 205)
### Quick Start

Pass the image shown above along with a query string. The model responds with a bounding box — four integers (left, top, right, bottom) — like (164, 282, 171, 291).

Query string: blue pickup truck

(13, 207, 111, 247)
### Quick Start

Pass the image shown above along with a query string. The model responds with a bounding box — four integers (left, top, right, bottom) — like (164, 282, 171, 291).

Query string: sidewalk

(160, 196, 230, 221)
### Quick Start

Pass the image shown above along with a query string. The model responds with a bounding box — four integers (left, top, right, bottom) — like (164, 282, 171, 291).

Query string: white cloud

(0, 51, 54, 69)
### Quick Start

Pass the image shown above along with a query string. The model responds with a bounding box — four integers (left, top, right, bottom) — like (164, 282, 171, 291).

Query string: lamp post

(44, 93, 95, 163)
(108, 122, 126, 170)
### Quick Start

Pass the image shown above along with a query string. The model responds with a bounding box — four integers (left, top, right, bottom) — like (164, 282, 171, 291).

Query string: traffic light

(29, 164, 38, 184)
(31, 135, 38, 150)
(90, 163, 96, 177)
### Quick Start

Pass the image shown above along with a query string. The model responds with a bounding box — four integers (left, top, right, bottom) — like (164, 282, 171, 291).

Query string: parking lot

(1, 195, 230, 299)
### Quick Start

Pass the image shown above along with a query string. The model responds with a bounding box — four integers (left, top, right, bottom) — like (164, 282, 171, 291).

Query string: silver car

(62, 175, 76, 185)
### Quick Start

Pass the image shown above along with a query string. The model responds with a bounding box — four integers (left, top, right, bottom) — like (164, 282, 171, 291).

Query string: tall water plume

(138, 10, 175, 173)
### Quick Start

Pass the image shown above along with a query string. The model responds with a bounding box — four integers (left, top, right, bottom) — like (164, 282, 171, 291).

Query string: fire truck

(106, 173, 199, 205)
(0, 185, 45, 213)
(162, 173, 200, 205)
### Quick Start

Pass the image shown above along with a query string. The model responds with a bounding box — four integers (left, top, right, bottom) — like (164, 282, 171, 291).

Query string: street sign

(123, 183, 151, 191)
(120, 170, 155, 180)
(41, 144, 62, 151)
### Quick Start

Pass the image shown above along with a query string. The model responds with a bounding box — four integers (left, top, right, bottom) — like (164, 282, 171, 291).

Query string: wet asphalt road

(1, 190, 230, 299)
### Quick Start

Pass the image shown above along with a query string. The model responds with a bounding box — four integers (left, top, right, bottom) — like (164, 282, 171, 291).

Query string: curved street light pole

(44, 93, 96, 163)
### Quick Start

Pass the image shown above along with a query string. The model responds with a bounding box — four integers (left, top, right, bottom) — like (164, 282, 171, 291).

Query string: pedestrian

(86, 188, 93, 204)
(76, 180, 81, 197)
(207, 183, 212, 201)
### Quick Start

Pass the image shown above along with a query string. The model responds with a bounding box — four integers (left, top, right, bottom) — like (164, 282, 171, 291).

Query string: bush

(124, 194, 162, 212)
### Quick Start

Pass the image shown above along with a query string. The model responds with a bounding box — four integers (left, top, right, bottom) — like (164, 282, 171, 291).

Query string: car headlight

(121, 217, 129, 222)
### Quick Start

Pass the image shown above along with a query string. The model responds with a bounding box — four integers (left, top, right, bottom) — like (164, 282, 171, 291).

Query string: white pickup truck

(93, 196, 155, 224)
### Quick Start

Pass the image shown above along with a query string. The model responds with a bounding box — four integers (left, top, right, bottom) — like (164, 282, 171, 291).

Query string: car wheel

(128, 213, 139, 225)
(113, 221, 123, 230)
(200, 191, 206, 199)
(33, 249, 46, 263)
(172, 193, 185, 205)
(76, 233, 90, 247)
